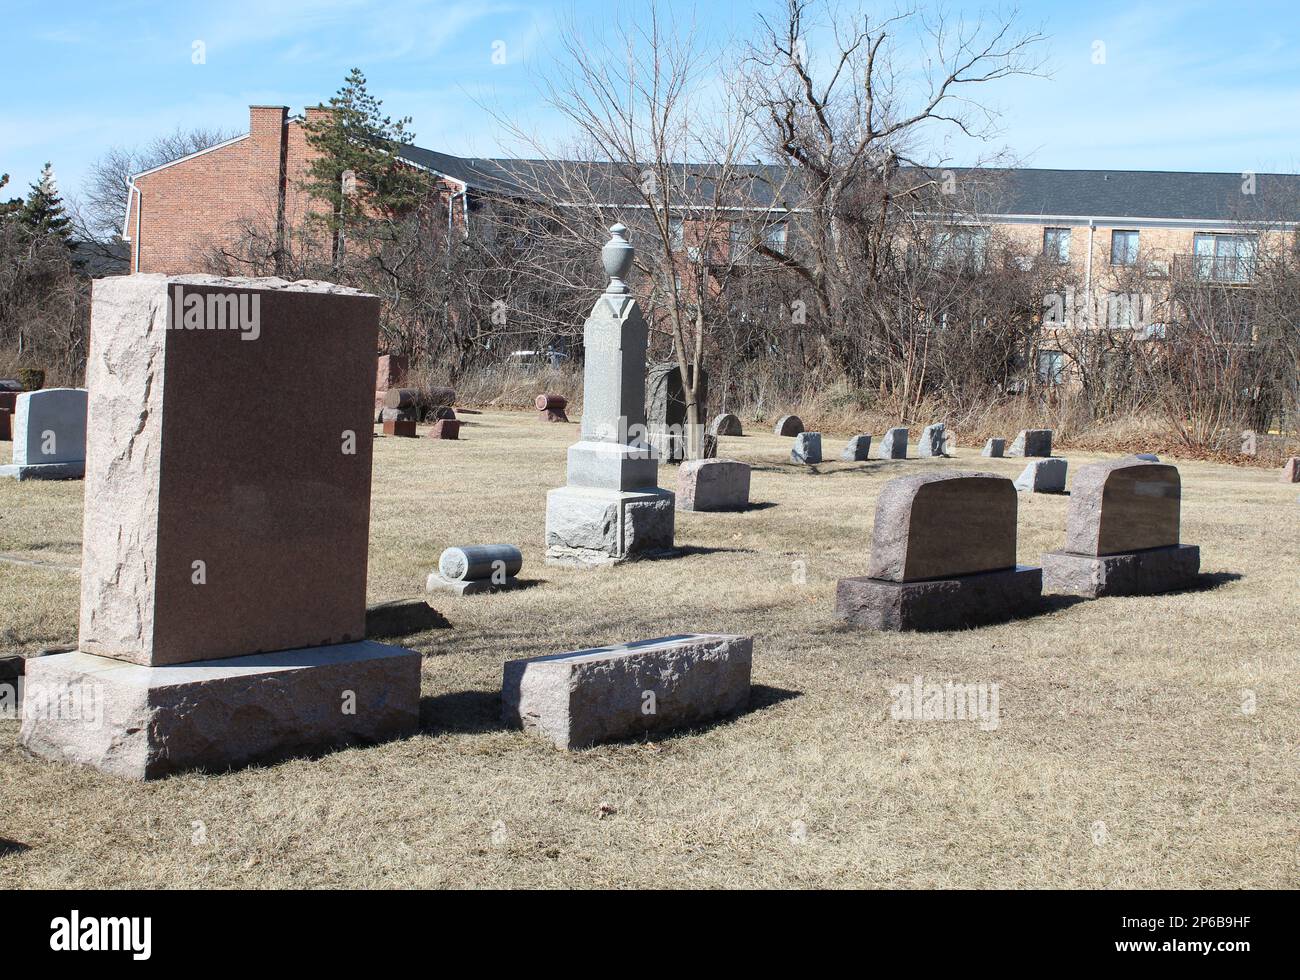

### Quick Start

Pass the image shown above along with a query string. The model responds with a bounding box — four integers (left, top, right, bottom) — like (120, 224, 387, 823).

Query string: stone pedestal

(20, 643, 420, 780)
(545, 486, 675, 567)
(1042, 544, 1200, 598)
(836, 566, 1043, 631)
(382, 419, 417, 437)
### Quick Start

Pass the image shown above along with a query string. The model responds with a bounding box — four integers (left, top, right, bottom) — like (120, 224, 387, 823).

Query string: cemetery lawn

(2, 413, 1297, 888)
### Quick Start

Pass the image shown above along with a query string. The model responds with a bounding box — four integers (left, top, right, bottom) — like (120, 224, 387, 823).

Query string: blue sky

(3, 0, 1298, 205)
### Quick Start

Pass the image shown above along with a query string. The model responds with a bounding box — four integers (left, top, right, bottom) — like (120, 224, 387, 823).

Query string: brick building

(126, 107, 1300, 356)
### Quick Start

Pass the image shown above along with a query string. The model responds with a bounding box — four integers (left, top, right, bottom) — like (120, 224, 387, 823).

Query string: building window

(1111, 230, 1139, 266)
(1037, 350, 1065, 386)
(933, 227, 990, 270)
(763, 222, 787, 251)
(669, 218, 684, 251)
(1192, 233, 1256, 283)
(1043, 227, 1071, 263)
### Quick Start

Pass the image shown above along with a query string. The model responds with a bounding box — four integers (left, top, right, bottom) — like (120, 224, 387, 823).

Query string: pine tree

(18, 163, 73, 244)
(301, 69, 430, 266)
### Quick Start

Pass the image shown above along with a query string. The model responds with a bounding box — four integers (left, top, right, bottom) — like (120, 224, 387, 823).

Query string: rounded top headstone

(602, 224, 634, 294)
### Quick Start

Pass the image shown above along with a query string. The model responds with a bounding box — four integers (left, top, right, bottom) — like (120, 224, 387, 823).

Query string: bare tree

(74, 127, 238, 243)
(737, 0, 1047, 386)
(494, 3, 780, 458)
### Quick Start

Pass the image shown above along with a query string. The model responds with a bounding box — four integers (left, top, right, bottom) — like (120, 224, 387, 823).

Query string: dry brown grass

(1, 415, 1298, 888)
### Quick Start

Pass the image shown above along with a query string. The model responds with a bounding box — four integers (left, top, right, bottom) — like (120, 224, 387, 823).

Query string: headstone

(841, 435, 872, 461)
(536, 393, 569, 422)
(379, 407, 414, 423)
(1134, 453, 1160, 462)
(376, 353, 407, 391)
(1008, 428, 1053, 457)
(880, 427, 908, 459)
(709, 412, 743, 437)
(0, 388, 88, 480)
(19, 275, 420, 779)
(981, 438, 1005, 458)
(502, 633, 752, 749)
(545, 226, 675, 567)
(383, 418, 417, 438)
(1042, 459, 1199, 597)
(1014, 457, 1067, 493)
(427, 544, 525, 596)
(836, 472, 1041, 630)
(646, 361, 708, 463)
(1240, 430, 1257, 456)
(677, 458, 750, 512)
(428, 419, 460, 440)
(1281, 457, 1300, 483)
(791, 432, 822, 464)
(918, 422, 948, 458)
(0, 409, 10, 442)
(375, 354, 407, 423)
(774, 415, 803, 436)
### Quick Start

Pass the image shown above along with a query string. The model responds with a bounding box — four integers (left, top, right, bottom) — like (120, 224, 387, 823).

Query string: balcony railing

(1173, 253, 1256, 284)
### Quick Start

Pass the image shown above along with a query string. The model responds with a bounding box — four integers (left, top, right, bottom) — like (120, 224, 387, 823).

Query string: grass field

(2, 412, 1297, 888)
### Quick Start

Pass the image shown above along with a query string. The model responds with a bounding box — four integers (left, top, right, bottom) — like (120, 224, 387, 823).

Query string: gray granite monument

(545, 226, 675, 567)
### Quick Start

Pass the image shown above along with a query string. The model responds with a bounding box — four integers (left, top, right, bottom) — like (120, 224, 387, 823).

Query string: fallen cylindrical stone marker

(535, 393, 567, 411)
(502, 633, 753, 749)
(427, 544, 526, 596)
(439, 544, 524, 582)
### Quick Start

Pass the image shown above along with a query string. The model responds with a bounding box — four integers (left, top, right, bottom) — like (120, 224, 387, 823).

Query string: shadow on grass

(420, 689, 504, 736)
(0, 838, 30, 858)
(366, 600, 452, 639)
(673, 544, 758, 558)
(1166, 571, 1243, 594)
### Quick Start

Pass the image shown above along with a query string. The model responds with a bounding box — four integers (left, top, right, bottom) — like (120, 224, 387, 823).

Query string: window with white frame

(1110, 230, 1139, 266)
(669, 218, 684, 251)
(1192, 233, 1256, 282)
(1043, 227, 1071, 263)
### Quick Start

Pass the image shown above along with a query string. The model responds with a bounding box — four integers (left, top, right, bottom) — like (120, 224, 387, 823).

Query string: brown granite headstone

(376, 353, 407, 391)
(1065, 459, 1180, 556)
(866, 472, 1017, 582)
(428, 419, 460, 440)
(79, 275, 379, 667)
(382, 418, 417, 437)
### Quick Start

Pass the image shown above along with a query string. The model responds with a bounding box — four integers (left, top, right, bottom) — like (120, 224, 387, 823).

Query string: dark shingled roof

(398, 141, 1300, 223)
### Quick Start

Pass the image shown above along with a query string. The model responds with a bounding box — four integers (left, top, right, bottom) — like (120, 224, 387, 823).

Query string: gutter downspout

(447, 185, 467, 252)
(1084, 218, 1095, 327)
(125, 181, 143, 273)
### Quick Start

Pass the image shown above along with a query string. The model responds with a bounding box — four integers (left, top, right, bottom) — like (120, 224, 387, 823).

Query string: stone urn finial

(601, 223, 634, 294)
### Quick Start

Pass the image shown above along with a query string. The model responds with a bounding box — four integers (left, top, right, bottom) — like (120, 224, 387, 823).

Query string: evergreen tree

(301, 69, 430, 267)
(18, 163, 73, 244)
(1, 173, 25, 221)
